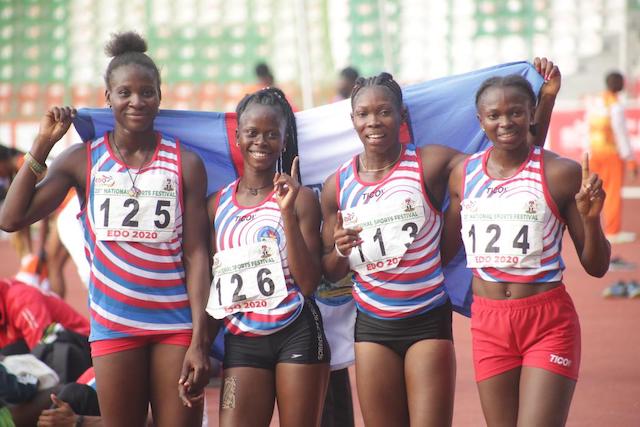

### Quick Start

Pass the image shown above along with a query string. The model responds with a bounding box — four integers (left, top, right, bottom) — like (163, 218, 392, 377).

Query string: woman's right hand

(36, 106, 77, 150)
(533, 57, 561, 98)
(333, 211, 362, 257)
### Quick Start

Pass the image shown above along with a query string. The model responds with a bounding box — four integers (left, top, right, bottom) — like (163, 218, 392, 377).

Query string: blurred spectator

(255, 62, 275, 88)
(586, 71, 638, 246)
(334, 66, 359, 102)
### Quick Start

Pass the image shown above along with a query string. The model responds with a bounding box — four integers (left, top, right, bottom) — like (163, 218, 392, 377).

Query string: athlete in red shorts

(443, 70, 610, 426)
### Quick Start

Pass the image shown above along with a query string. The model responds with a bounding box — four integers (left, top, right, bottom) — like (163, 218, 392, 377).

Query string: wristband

(334, 243, 348, 258)
(24, 151, 47, 178)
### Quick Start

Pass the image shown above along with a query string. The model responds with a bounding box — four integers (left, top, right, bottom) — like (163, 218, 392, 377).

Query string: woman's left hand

(575, 153, 605, 220)
(273, 156, 301, 214)
(533, 57, 561, 97)
(178, 343, 210, 407)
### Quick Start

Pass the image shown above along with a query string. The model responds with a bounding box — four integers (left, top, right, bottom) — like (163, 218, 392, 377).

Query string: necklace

(359, 147, 402, 172)
(241, 181, 271, 196)
(111, 132, 154, 198)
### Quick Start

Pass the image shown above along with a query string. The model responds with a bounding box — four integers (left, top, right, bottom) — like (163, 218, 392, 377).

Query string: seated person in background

(0, 278, 91, 384)
(0, 278, 89, 353)
(38, 367, 102, 427)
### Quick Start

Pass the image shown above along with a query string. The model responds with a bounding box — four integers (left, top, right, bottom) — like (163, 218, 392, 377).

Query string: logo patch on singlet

(257, 226, 281, 245)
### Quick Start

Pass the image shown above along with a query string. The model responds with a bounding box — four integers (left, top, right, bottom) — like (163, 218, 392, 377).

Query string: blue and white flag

(73, 61, 544, 319)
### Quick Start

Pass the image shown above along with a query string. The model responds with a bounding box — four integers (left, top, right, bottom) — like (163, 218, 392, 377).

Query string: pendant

(249, 188, 259, 196)
(128, 186, 141, 198)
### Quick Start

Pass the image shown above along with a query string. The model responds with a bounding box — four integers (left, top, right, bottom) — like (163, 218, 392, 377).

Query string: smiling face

(351, 86, 404, 154)
(105, 64, 160, 133)
(476, 85, 534, 151)
(236, 103, 287, 172)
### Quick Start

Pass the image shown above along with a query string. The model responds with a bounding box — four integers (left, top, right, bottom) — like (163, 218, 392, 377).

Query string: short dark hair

(255, 63, 273, 79)
(475, 75, 537, 109)
(605, 71, 624, 92)
(340, 66, 359, 82)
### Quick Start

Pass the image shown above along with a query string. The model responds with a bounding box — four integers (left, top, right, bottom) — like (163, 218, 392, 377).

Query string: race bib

(342, 196, 425, 275)
(206, 239, 288, 319)
(461, 197, 546, 268)
(93, 172, 178, 243)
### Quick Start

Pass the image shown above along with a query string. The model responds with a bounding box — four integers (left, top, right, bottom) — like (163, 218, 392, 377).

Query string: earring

(481, 127, 485, 132)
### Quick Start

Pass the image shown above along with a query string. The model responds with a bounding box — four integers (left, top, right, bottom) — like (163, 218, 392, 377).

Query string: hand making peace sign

(575, 152, 606, 220)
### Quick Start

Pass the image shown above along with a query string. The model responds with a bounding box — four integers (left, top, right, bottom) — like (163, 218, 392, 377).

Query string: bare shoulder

(179, 147, 205, 169)
(418, 144, 467, 174)
(543, 149, 582, 205)
(179, 147, 207, 185)
(449, 155, 466, 190)
(296, 186, 321, 213)
(206, 191, 220, 219)
(52, 142, 88, 182)
(56, 142, 87, 164)
(320, 172, 338, 205)
(322, 171, 337, 188)
(543, 150, 581, 185)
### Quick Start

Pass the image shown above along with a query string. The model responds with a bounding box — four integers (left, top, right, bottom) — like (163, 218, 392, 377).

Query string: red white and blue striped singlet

(336, 144, 447, 319)
(213, 180, 304, 336)
(80, 132, 192, 342)
(460, 146, 565, 283)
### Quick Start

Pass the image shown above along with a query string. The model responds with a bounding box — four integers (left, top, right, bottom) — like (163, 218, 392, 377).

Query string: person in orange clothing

(586, 71, 638, 245)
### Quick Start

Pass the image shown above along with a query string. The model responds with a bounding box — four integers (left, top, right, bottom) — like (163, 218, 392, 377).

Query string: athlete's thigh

(149, 343, 202, 427)
(404, 339, 456, 427)
(354, 342, 408, 427)
(517, 367, 576, 427)
(93, 347, 150, 427)
(476, 367, 521, 427)
(219, 366, 276, 427)
(275, 362, 330, 427)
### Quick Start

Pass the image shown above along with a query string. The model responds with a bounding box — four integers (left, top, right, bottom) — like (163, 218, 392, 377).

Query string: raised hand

(273, 156, 301, 214)
(333, 210, 362, 257)
(575, 152, 605, 220)
(37, 106, 77, 149)
(533, 57, 561, 98)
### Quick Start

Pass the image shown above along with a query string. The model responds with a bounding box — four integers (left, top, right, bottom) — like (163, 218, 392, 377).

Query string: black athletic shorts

(354, 298, 453, 358)
(223, 299, 331, 370)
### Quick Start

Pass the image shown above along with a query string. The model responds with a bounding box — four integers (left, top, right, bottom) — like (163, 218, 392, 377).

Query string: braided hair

(103, 31, 162, 98)
(475, 75, 536, 110)
(235, 87, 299, 180)
(350, 72, 403, 110)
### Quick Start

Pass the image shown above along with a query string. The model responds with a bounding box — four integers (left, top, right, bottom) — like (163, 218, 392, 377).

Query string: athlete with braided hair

(442, 73, 610, 427)
(206, 87, 330, 426)
(321, 59, 560, 426)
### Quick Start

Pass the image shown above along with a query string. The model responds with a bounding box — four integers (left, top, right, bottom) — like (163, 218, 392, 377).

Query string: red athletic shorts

(471, 285, 581, 382)
(91, 332, 192, 357)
